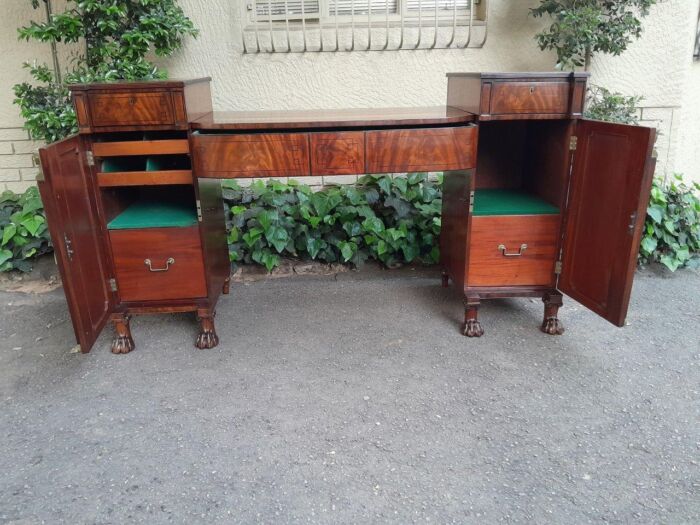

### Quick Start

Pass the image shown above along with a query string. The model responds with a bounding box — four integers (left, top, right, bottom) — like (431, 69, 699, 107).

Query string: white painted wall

(1, 0, 699, 191)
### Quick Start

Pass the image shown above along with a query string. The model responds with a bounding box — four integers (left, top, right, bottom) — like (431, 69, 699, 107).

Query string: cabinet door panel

(38, 136, 113, 352)
(559, 120, 656, 327)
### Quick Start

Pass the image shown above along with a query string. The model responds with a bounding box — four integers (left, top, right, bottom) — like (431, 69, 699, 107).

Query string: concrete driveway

(1, 266, 698, 524)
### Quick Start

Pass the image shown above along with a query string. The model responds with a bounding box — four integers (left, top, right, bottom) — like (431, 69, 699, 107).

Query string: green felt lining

(107, 201, 197, 230)
(473, 189, 560, 216)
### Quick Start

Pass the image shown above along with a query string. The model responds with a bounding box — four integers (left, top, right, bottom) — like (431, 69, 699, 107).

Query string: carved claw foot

(541, 291, 564, 336)
(110, 313, 135, 354)
(196, 310, 219, 349)
(541, 317, 565, 335)
(463, 319, 484, 337)
(441, 271, 449, 288)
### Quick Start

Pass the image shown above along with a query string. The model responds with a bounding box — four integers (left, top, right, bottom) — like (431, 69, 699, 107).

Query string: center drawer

(490, 81, 570, 116)
(89, 91, 176, 127)
(467, 215, 560, 287)
(109, 226, 207, 302)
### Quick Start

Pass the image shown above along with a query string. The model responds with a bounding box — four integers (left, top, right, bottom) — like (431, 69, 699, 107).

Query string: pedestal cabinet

(38, 79, 230, 353)
(441, 72, 657, 336)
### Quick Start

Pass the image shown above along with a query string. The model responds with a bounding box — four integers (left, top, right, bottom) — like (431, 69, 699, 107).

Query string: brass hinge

(554, 261, 563, 275)
(569, 136, 578, 151)
(468, 191, 475, 213)
(108, 278, 118, 292)
(196, 199, 203, 221)
(86, 151, 95, 167)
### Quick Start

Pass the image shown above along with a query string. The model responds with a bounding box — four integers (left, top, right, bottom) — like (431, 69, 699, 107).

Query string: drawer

(467, 215, 560, 287)
(366, 126, 476, 173)
(489, 81, 569, 116)
(88, 91, 176, 127)
(311, 132, 365, 175)
(109, 226, 207, 302)
(192, 133, 310, 178)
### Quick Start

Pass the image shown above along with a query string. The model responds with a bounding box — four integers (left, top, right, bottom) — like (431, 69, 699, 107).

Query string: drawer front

(311, 132, 365, 175)
(110, 226, 207, 302)
(193, 133, 310, 178)
(490, 82, 569, 116)
(366, 126, 476, 173)
(89, 91, 175, 127)
(467, 215, 560, 287)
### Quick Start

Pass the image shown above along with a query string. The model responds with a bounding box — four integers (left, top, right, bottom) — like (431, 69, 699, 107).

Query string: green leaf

(0, 249, 12, 266)
(265, 225, 289, 253)
(2, 224, 17, 246)
(339, 241, 357, 262)
(361, 217, 385, 234)
(640, 236, 656, 254)
(659, 255, 680, 272)
(647, 204, 664, 224)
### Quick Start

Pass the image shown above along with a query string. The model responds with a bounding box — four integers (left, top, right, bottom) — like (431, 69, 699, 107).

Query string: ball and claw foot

(111, 314, 135, 354)
(541, 317, 565, 335)
(463, 319, 484, 337)
(196, 311, 219, 349)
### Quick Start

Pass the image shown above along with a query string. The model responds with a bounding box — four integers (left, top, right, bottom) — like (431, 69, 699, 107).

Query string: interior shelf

(473, 189, 560, 216)
(93, 139, 189, 157)
(107, 200, 198, 230)
(97, 154, 192, 187)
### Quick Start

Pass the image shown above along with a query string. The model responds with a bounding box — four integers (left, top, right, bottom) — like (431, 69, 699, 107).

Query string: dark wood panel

(559, 120, 656, 327)
(440, 170, 474, 290)
(490, 82, 569, 115)
(196, 178, 230, 305)
(38, 135, 113, 352)
(366, 126, 476, 173)
(109, 226, 207, 302)
(467, 215, 560, 287)
(89, 91, 174, 127)
(310, 131, 365, 175)
(93, 139, 189, 157)
(191, 107, 475, 131)
(97, 170, 193, 187)
(474, 121, 527, 190)
(192, 133, 310, 178)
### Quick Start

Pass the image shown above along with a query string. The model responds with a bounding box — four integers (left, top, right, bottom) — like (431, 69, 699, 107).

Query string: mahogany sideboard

(37, 72, 656, 353)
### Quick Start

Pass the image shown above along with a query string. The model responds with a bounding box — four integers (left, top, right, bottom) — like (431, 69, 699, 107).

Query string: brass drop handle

(498, 244, 527, 257)
(144, 257, 175, 272)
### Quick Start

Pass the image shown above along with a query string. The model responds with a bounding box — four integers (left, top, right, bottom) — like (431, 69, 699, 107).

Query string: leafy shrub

(641, 174, 700, 271)
(584, 85, 643, 125)
(223, 174, 442, 272)
(0, 187, 52, 272)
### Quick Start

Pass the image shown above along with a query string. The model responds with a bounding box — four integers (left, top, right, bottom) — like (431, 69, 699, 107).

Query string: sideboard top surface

(190, 106, 476, 131)
(70, 77, 212, 91)
(446, 71, 591, 79)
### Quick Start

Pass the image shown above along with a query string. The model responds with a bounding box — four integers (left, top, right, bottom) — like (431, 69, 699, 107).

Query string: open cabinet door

(38, 135, 113, 352)
(559, 120, 656, 327)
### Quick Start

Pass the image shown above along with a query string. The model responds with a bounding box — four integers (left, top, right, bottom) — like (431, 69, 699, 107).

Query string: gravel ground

(0, 265, 698, 524)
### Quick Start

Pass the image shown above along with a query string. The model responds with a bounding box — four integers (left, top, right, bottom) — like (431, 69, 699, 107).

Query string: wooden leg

(196, 308, 219, 349)
(222, 276, 231, 295)
(541, 291, 565, 335)
(463, 297, 484, 337)
(441, 271, 449, 288)
(111, 313, 135, 354)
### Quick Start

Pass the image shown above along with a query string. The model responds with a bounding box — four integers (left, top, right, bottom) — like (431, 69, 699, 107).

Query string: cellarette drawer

(467, 215, 560, 287)
(192, 132, 310, 178)
(489, 81, 569, 116)
(109, 226, 207, 302)
(87, 91, 177, 127)
(365, 126, 477, 173)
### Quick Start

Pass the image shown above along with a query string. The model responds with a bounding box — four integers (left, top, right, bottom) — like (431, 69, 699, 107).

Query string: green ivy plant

(14, 0, 198, 143)
(640, 174, 700, 271)
(223, 174, 443, 272)
(0, 187, 52, 272)
(530, 0, 657, 70)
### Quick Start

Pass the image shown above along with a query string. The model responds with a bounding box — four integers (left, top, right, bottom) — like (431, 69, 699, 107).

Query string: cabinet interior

(474, 120, 572, 215)
(101, 185, 197, 230)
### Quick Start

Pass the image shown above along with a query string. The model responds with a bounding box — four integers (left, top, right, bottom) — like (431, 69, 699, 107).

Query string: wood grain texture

(192, 133, 310, 178)
(439, 170, 474, 291)
(97, 170, 193, 187)
(490, 82, 569, 115)
(467, 215, 560, 287)
(89, 91, 175, 127)
(196, 178, 230, 306)
(310, 132, 365, 175)
(109, 226, 207, 302)
(93, 139, 189, 157)
(38, 135, 113, 353)
(366, 126, 477, 173)
(559, 119, 656, 327)
(191, 107, 475, 131)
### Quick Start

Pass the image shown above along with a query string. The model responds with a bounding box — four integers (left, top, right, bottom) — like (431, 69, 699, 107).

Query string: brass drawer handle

(144, 257, 175, 272)
(498, 244, 527, 257)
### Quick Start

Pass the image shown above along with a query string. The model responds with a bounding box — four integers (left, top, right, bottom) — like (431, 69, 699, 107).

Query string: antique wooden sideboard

(38, 72, 656, 353)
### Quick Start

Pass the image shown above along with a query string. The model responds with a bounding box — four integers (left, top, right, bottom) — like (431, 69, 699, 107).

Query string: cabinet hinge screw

(108, 278, 118, 292)
(569, 136, 578, 151)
